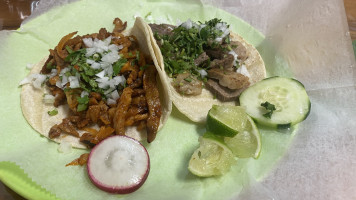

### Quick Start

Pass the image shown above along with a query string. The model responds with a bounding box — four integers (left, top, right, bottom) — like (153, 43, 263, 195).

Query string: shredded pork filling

(36, 18, 162, 165)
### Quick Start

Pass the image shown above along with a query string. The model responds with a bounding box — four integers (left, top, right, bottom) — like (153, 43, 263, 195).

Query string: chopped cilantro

(47, 109, 58, 116)
(261, 101, 276, 119)
(140, 64, 149, 71)
(76, 95, 89, 112)
(184, 77, 193, 82)
(154, 18, 231, 80)
(113, 58, 127, 76)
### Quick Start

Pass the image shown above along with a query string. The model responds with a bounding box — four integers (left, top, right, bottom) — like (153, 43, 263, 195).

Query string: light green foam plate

(0, 0, 296, 199)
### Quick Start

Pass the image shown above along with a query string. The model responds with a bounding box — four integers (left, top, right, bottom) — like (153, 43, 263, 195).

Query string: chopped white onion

(49, 69, 57, 78)
(86, 59, 95, 64)
(19, 75, 33, 86)
(83, 38, 94, 48)
(181, 19, 193, 29)
(236, 64, 251, 79)
(198, 69, 208, 78)
(110, 90, 120, 101)
(107, 98, 117, 105)
(26, 63, 34, 69)
(113, 75, 126, 86)
(91, 62, 101, 69)
(108, 44, 119, 52)
(228, 50, 239, 67)
(61, 75, 68, 87)
(215, 37, 223, 42)
(32, 74, 47, 89)
(102, 51, 120, 64)
(81, 90, 89, 98)
(96, 70, 106, 79)
(58, 141, 72, 154)
(59, 68, 70, 76)
(68, 76, 80, 88)
(43, 94, 55, 104)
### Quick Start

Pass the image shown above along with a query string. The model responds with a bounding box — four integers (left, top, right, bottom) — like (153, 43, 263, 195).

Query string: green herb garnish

(76, 95, 89, 112)
(261, 101, 276, 119)
(113, 58, 127, 76)
(155, 18, 231, 80)
(47, 109, 58, 116)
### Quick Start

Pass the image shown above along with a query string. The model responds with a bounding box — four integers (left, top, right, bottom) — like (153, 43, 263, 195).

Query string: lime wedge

(224, 115, 261, 158)
(206, 105, 248, 137)
(188, 133, 235, 177)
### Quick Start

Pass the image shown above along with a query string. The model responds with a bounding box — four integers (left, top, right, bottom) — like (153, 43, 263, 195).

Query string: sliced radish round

(87, 135, 150, 194)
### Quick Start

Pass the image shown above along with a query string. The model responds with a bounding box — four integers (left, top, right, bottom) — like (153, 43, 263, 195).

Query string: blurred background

(0, 0, 355, 199)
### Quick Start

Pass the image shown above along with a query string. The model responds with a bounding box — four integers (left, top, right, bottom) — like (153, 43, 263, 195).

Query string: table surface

(1, 0, 356, 199)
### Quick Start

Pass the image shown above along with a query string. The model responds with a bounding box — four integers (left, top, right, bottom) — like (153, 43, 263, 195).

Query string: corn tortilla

(20, 18, 172, 149)
(146, 24, 266, 123)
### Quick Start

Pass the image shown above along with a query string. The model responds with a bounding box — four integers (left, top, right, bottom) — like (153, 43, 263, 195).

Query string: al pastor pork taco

(20, 17, 172, 149)
(146, 18, 266, 123)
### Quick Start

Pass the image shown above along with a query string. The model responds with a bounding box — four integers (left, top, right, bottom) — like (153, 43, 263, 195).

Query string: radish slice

(87, 135, 150, 194)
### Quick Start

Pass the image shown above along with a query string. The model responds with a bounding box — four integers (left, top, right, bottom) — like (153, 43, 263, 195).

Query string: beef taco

(146, 18, 266, 123)
(20, 17, 172, 149)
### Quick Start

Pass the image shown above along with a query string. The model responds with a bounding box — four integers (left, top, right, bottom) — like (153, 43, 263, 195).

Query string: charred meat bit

(58, 118, 80, 137)
(210, 54, 235, 71)
(149, 24, 176, 37)
(207, 68, 250, 90)
(230, 41, 248, 62)
(113, 87, 133, 135)
(143, 65, 162, 143)
(66, 153, 89, 166)
(205, 79, 246, 101)
(113, 18, 127, 33)
(50, 87, 66, 107)
(194, 52, 210, 67)
(48, 124, 61, 139)
(173, 73, 203, 95)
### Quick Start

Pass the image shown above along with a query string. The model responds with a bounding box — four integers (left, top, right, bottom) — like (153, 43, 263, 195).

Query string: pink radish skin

(87, 135, 150, 194)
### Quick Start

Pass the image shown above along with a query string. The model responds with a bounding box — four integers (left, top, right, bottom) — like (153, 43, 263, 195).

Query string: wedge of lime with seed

(206, 105, 248, 137)
(188, 132, 235, 177)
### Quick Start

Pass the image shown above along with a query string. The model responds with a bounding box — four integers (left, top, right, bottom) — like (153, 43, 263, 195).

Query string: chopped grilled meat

(131, 95, 147, 107)
(90, 92, 102, 101)
(194, 52, 210, 66)
(208, 68, 250, 90)
(206, 41, 248, 63)
(66, 153, 89, 166)
(149, 24, 176, 47)
(132, 89, 145, 97)
(113, 18, 127, 33)
(50, 87, 66, 107)
(40, 56, 54, 74)
(48, 124, 61, 139)
(113, 87, 133, 135)
(149, 24, 176, 37)
(58, 118, 80, 137)
(210, 54, 235, 71)
(230, 41, 248, 62)
(97, 28, 110, 40)
(79, 133, 96, 148)
(205, 79, 246, 101)
(205, 47, 225, 60)
(86, 103, 109, 124)
(173, 73, 203, 95)
(143, 65, 162, 143)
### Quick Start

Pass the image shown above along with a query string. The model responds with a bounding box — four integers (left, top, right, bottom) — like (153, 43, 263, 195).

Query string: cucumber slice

(239, 77, 310, 128)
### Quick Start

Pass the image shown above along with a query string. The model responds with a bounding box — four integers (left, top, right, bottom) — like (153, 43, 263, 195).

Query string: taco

(20, 17, 172, 149)
(146, 18, 266, 123)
